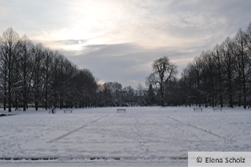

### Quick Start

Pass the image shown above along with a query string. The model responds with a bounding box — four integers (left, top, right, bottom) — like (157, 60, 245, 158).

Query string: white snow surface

(0, 106, 251, 166)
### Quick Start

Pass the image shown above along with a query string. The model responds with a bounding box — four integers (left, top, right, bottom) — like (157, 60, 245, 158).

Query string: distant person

(52, 106, 55, 114)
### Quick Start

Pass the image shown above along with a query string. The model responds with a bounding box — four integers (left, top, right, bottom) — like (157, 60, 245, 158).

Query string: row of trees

(2, 22, 251, 111)
(179, 23, 251, 108)
(0, 28, 155, 112)
(145, 23, 251, 108)
(96, 82, 153, 107)
(0, 28, 97, 112)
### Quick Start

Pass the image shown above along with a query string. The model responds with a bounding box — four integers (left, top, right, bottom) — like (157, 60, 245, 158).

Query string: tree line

(146, 23, 251, 108)
(0, 28, 97, 112)
(2, 22, 251, 111)
(0, 28, 152, 112)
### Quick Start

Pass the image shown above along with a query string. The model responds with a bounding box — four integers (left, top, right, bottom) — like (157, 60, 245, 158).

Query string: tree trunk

(160, 82, 164, 106)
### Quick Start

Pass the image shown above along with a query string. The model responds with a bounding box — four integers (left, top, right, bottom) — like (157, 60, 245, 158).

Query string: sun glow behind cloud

(29, 0, 133, 50)
(22, 0, 228, 54)
(32, 0, 213, 51)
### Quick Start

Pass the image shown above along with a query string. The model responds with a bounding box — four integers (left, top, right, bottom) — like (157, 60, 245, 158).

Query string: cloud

(1, 0, 251, 88)
(53, 39, 87, 45)
(60, 43, 201, 88)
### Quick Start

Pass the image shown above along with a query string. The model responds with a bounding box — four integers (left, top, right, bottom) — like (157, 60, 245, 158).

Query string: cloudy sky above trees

(1, 0, 251, 88)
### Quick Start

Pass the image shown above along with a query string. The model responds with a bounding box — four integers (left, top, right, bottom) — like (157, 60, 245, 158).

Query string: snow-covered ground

(0, 106, 250, 166)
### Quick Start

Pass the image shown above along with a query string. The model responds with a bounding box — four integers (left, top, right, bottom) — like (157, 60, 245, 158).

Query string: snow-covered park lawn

(0, 106, 250, 166)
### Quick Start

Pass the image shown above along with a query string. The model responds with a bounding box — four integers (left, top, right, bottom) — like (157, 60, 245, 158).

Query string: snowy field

(0, 106, 251, 167)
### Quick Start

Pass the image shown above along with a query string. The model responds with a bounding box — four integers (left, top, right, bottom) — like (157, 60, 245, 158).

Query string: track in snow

(48, 113, 110, 143)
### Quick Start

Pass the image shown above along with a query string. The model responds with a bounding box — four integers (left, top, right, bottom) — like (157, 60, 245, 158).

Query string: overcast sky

(1, 0, 251, 89)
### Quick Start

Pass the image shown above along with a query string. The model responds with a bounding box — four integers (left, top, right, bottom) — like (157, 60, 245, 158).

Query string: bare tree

(0, 28, 101, 110)
(189, 56, 204, 106)
(32, 43, 45, 110)
(41, 48, 53, 109)
(147, 84, 155, 105)
(146, 56, 177, 106)
(234, 29, 249, 108)
(177, 23, 251, 108)
(0, 36, 7, 110)
(102, 82, 122, 106)
(212, 44, 224, 107)
(221, 37, 237, 108)
(247, 23, 251, 52)
(17, 35, 34, 111)
(0, 28, 20, 112)
(122, 86, 135, 105)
